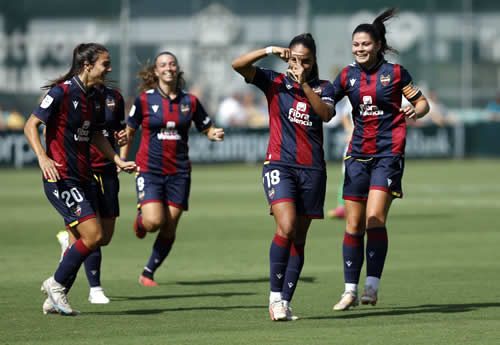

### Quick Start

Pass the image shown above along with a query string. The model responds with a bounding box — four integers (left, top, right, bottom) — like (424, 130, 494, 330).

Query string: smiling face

(288, 43, 315, 80)
(154, 53, 178, 88)
(352, 31, 381, 68)
(87, 51, 111, 87)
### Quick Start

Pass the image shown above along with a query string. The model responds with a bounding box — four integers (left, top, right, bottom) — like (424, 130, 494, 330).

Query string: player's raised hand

(287, 53, 306, 84)
(271, 47, 291, 62)
(38, 155, 62, 181)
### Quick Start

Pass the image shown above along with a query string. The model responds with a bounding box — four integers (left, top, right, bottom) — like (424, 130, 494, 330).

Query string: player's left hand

(210, 127, 224, 141)
(287, 54, 306, 84)
(401, 106, 417, 119)
(115, 130, 128, 146)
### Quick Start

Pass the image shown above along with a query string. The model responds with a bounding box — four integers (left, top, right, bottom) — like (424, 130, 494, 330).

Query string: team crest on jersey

(180, 104, 190, 114)
(312, 86, 322, 94)
(106, 98, 116, 111)
(380, 75, 391, 86)
(268, 188, 275, 199)
(73, 205, 82, 216)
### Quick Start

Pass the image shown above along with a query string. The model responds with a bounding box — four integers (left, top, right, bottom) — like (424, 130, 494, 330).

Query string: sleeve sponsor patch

(129, 104, 136, 117)
(40, 95, 54, 109)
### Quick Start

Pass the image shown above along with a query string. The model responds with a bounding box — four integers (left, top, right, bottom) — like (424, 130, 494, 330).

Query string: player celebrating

(51, 84, 127, 309)
(232, 33, 335, 321)
(331, 8, 430, 311)
(121, 51, 224, 287)
(24, 43, 135, 315)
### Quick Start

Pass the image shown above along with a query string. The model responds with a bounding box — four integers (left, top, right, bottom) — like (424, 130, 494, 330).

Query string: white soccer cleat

(269, 300, 287, 321)
(361, 285, 378, 306)
(283, 301, 299, 321)
(56, 230, 70, 260)
(42, 298, 57, 315)
(333, 291, 359, 311)
(88, 286, 110, 304)
(41, 276, 73, 315)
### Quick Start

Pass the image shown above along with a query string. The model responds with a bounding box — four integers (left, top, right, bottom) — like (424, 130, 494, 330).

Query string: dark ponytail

(42, 43, 108, 89)
(352, 7, 398, 59)
(288, 32, 319, 81)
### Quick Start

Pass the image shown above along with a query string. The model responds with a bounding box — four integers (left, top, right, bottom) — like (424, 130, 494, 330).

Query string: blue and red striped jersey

(127, 88, 213, 175)
(90, 86, 125, 172)
(333, 60, 423, 157)
(250, 67, 334, 170)
(33, 75, 98, 183)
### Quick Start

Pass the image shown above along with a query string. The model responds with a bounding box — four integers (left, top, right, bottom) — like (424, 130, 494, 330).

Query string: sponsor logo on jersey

(380, 75, 391, 86)
(350, 78, 356, 87)
(53, 190, 59, 199)
(106, 98, 116, 111)
(72, 100, 79, 109)
(152, 105, 159, 113)
(157, 121, 181, 140)
(180, 104, 190, 114)
(74, 120, 91, 142)
(288, 102, 312, 126)
(40, 95, 54, 109)
(387, 178, 392, 187)
(359, 95, 384, 116)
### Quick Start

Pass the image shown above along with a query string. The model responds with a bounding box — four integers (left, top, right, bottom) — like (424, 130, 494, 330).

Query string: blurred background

(1, 0, 500, 168)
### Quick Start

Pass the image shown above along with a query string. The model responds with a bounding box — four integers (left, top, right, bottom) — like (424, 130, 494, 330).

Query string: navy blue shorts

(135, 171, 190, 210)
(91, 166, 120, 218)
(343, 155, 405, 201)
(262, 163, 326, 219)
(43, 178, 98, 228)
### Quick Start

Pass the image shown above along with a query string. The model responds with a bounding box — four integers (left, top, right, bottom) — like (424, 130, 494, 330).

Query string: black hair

(352, 7, 399, 59)
(42, 43, 108, 89)
(288, 32, 319, 81)
(137, 51, 186, 92)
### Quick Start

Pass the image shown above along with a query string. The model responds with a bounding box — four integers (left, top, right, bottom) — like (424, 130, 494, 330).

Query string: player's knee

(366, 214, 385, 228)
(144, 216, 164, 231)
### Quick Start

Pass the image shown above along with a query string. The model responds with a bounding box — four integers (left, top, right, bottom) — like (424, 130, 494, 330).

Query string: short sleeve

(250, 67, 281, 95)
(33, 86, 64, 124)
(320, 81, 335, 106)
(192, 96, 213, 132)
(400, 66, 423, 104)
(127, 96, 143, 129)
(114, 91, 126, 131)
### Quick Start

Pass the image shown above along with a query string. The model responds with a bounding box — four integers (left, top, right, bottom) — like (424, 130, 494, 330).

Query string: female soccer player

(232, 33, 335, 321)
(50, 85, 127, 309)
(121, 51, 224, 287)
(331, 8, 430, 311)
(24, 43, 135, 315)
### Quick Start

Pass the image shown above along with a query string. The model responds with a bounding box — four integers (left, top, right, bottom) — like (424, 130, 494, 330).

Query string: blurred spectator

(6, 108, 26, 130)
(216, 92, 248, 127)
(406, 89, 455, 127)
(0, 106, 7, 129)
(242, 91, 268, 128)
(486, 92, 500, 121)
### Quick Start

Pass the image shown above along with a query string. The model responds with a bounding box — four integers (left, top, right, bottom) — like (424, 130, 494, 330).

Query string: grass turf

(1, 159, 499, 345)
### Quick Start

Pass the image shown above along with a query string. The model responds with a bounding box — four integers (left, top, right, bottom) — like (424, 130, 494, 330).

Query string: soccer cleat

(41, 276, 73, 315)
(269, 300, 287, 321)
(56, 230, 70, 260)
(133, 211, 146, 239)
(333, 291, 359, 311)
(88, 286, 110, 304)
(283, 301, 299, 321)
(361, 286, 378, 306)
(139, 274, 158, 287)
(43, 298, 81, 316)
(42, 298, 58, 315)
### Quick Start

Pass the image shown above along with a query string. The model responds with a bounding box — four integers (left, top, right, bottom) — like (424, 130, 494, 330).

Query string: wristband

(265, 46, 273, 55)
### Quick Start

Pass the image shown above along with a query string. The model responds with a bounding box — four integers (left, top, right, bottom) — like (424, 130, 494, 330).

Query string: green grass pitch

(1, 160, 499, 345)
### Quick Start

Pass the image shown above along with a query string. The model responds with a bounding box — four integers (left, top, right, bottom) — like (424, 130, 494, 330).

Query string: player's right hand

(38, 155, 62, 181)
(272, 47, 291, 62)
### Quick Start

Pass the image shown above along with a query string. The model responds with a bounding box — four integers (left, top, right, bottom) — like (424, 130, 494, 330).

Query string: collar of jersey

(72, 75, 88, 93)
(157, 86, 181, 101)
